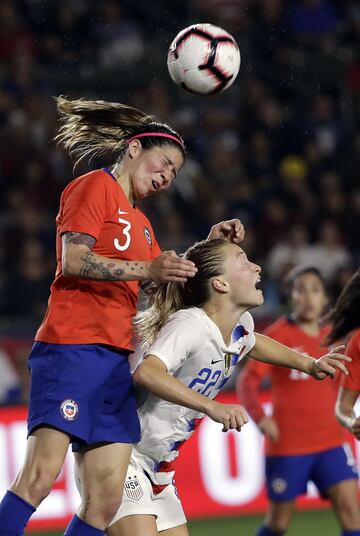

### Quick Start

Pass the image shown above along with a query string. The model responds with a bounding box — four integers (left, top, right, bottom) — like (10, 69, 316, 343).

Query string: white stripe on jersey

(130, 307, 255, 486)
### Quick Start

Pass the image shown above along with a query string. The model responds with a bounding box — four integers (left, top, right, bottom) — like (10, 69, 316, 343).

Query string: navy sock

(64, 515, 104, 536)
(342, 531, 360, 535)
(0, 490, 36, 536)
(256, 525, 285, 536)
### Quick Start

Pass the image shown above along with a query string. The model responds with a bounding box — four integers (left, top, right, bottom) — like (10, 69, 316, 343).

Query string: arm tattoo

(62, 231, 96, 249)
(79, 251, 125, 280)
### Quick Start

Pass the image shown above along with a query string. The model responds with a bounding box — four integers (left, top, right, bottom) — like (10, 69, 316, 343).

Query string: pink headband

(127, 132, 184, 150)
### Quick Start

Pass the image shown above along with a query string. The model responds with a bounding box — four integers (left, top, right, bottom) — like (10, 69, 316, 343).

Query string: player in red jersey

(0, 97, 245, 536)
(326, 269, 360, 440)
(238, 266, 360, 536)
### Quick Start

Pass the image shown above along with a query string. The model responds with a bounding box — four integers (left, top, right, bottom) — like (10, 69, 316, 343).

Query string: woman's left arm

(335, 386, 360, 436)
(207, 219, 245, 243)
(249, 333, 351, 380)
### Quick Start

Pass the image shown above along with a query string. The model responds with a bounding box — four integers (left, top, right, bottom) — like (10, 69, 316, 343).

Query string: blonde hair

(135, 239, 227, 346)
(55, 96, 185, 167)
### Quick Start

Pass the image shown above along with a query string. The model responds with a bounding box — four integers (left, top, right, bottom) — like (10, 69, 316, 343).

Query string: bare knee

(80, 474, 124, 525)
(12, 462, 62, 506)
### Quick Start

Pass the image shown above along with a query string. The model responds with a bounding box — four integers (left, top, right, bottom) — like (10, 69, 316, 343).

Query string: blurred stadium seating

(0, 0, 359, 391)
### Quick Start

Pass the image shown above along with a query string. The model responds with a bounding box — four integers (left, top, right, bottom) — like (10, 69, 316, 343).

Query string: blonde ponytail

(134, 281, 184, 346)
(55, 96, 154, 167)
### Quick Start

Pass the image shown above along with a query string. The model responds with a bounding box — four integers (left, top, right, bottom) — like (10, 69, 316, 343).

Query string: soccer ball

(167, 23, 240, 95)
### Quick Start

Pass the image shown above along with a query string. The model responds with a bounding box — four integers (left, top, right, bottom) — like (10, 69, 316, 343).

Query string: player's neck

(203, 301, 247, 346)
(294, 316, 321, 337)
(111, 164, 134, 204)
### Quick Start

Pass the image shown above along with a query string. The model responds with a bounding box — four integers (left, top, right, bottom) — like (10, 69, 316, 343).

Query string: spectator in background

(94, 1, 144, 68)
(288, 0, 338, 48)
(2, 238, 53, 321)
(0, 0, 34, 63)
(277, 155, 315, 220)
(265, 223, 312, 281)
(310, 219, 352, 282)
(0, 346, 20, 405)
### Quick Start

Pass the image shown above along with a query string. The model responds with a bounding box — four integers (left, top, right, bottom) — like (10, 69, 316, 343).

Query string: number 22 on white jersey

(114, 209, 131, 251)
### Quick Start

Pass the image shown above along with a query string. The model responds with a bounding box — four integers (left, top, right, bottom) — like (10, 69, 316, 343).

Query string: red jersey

(238, 317, 344, 456)
(36, 169, 161, 351)
(341, 329, 360, 391)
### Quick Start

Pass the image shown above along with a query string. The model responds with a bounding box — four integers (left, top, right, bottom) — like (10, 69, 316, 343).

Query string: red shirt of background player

(239, 316, 344, 456)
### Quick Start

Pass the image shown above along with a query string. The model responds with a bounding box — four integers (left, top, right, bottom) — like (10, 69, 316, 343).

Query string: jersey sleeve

(134, 312, 203, 375)
(236, 358, 270, 423)
(341, 330, 360, 391)
(59, 173, 108, 240)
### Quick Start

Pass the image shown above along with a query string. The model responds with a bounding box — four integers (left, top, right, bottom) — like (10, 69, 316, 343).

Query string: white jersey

(129, 307, 256, 489)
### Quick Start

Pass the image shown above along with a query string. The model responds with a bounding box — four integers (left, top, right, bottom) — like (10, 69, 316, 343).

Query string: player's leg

(256, 500, 295, 535)
(256, 454, 311, 535)
(107, 514, 158, 536)
(107, 517, 189, 536)
(160, 524, 189, 536)
(311, 445, 360, 535)
(327, 479, 360, 534)
(65, 346, 141, 533)
(73, 442, 132, 529)
(0, 426, 70, 535)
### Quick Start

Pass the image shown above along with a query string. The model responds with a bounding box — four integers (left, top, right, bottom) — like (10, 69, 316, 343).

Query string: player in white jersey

(101, 239, 349, 536)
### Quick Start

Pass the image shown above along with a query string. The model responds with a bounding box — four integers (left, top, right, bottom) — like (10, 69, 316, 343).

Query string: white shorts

(110, 459, 187, 532)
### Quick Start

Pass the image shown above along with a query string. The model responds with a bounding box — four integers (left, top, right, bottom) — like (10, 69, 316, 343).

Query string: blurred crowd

(0, 0, 359, 401)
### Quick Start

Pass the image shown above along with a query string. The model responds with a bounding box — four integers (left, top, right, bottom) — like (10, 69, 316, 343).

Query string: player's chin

(136, 188, 152, 200)
(254, 289, 264, 305)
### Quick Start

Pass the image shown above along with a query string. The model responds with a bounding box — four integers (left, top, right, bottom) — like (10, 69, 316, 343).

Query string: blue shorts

(266, 445, 358, 502)
(28, 342, 141, 451)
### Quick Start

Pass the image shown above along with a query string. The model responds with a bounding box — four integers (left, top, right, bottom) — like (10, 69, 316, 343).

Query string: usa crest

(144, 227, 152, 245)
(124, 476, 144, 500)
(60, 399, 79, 421)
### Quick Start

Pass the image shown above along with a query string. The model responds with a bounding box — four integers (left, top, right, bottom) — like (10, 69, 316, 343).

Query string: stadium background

(0, 0, 359, 534)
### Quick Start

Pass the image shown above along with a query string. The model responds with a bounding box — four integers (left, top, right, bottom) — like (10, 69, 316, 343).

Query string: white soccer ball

(167, 23, 241, 95)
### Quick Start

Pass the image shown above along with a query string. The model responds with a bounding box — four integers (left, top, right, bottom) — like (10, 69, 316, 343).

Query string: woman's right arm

(133, 355, 249, 432)
(61, 232, 197, 283)
(335, 386, 360, 439)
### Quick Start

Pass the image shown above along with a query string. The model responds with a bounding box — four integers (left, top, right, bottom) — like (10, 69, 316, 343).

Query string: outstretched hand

(308, 345, 351, 380)
(207, 219, 245, 244)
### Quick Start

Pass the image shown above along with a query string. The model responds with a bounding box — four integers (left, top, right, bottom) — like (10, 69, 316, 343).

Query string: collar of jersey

(197, 307, 244, 353)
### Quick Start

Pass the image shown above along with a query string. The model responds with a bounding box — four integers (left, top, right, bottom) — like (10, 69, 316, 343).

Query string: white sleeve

(129, 312, 204, 375)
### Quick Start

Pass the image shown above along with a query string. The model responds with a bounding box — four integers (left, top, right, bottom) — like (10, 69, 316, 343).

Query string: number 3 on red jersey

(114, 209, 131, 251)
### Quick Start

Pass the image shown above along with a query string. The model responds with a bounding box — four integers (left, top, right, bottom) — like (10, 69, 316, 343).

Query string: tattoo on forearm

(79, 251, 125, 280)
(63, 232, 96, 249)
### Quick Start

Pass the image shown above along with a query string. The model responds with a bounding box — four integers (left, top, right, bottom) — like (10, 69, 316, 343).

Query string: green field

(37, 509, 341, 535)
